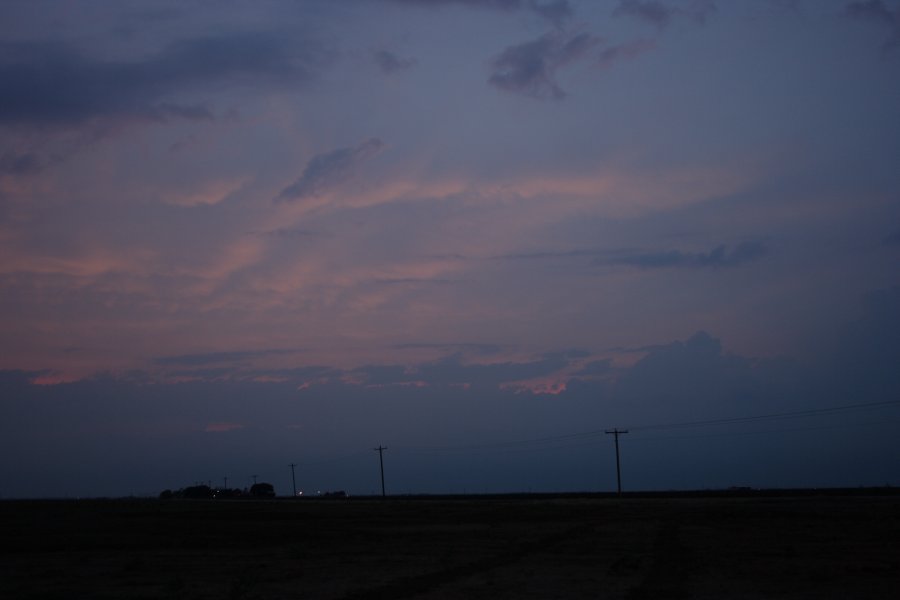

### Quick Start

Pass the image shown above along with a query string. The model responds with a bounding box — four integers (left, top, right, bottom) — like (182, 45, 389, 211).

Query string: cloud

(0, 33, 332, 127)
(344, 352, 573, 389)
(388, 0, 573, 24)
(154, 349, 302, 367)
(276, 138, 386, 202)
(597, 39, 656, 68)
(529, 1, 574, 27)
(488, 31, 599, 99)
(613, 0, 717, 29)
(0, 151, 41, 176)
(604, 241, 768, 269)
(493, 248, 605, 260)
(372, 49, 417, 74)
(844, 0, 900, 50)
(885, 230, 900, 246)
(204, 421, 244, 433)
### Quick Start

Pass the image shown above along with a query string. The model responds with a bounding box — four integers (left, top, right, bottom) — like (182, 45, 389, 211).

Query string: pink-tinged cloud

(204, 422, 244, 433)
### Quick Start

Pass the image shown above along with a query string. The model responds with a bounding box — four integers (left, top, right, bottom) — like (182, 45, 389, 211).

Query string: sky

(1, 0, 899, 498)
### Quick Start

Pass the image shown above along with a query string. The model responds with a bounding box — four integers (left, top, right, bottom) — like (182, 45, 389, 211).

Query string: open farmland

(2, 492, 898, 599)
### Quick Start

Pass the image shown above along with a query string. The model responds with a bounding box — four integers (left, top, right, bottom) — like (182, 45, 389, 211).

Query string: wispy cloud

(613, 0, 717, 29)
(154, 349, 302, 367)
(372, 49, 418, 74)
(597, 38, 656, 68)
(0, 151, 41, 176)
(388, 0, 573, 25)
(844, 0, 900, 51)
(488, 31, 599, 99)
(204, 421, 244, 433)
(0, 33, 333, 127)
(276, 138, 386, 202)
(603, 241, 768, 269)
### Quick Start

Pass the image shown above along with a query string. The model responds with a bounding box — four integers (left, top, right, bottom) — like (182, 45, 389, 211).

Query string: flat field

(2, 493, 898, 599)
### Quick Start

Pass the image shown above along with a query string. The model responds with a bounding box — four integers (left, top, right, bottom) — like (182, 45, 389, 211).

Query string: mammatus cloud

(0, 34, 332, 127)
(844, 0, 900, 50)
(603, 241, 767, 269)
(372, 50, 418, 74)
(613, 0, 717, 29)
(488, 32, 599, 99)
(276, 138, 386, 202)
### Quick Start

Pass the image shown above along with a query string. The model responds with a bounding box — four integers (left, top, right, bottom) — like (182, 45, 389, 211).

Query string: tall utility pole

(605, 428, 629, 495)
(289, 463, 297, 498)
(251, 474, 258, 486)
(373, 446, 387, 497)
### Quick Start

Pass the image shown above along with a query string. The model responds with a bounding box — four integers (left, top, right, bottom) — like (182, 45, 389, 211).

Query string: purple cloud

(613, 0, 717, 29)
(276, 138, 386, 202)
(0, 33, 332, 127)
(488, 31, 599, 99)
(604, 241, 768, 269)
(844, 0, 900, 50)
(597, 38, 656, 68)
(372, 49, 418, 74)
(388, 0, 573, 24)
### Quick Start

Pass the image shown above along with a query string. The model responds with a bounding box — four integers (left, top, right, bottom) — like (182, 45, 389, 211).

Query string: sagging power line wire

(393, 399, 900, 454)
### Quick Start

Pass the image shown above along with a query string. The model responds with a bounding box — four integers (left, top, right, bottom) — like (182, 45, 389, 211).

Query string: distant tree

(159, 489, 173, 500)
(249, 482, 275, 498)
(182, 485, 213, 499)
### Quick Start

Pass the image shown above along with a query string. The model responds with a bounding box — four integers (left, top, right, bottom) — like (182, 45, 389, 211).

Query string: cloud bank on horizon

(1, 0, 898, 497)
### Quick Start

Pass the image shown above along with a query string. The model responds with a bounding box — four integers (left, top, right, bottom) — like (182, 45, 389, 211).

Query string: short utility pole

(605, 428, 629, 495)
(373, 445, 387, 497)
(289, 463, 297, 498)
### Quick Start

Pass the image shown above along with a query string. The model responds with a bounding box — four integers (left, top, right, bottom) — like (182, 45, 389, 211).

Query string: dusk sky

(2, 0, 899, 498)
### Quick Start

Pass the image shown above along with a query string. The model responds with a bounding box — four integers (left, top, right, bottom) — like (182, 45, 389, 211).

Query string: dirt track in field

(2, 494, 898, 599)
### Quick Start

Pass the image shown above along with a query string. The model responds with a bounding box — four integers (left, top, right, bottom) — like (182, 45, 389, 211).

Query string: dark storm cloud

(0, 33, 332, 127)
(613, 0, 717, 29)
(372, 49, 417, 74)
(844, 0, 900, 50)
(488, 31, 599, 99)
(604, 241, 767, 269)
(276, 138, 386, 202)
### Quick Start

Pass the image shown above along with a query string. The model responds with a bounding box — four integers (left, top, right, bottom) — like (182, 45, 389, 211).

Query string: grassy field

(2, 493, 898, 599)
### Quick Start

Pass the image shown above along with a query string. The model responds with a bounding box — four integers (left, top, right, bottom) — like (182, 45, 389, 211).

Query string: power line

(374, 445, 387, 497)
(393, 399, 900, 454)
(626, 400, 900, 432)
(605, 428, 628, 494)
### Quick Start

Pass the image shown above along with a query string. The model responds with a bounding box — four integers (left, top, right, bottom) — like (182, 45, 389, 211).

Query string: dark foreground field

(2, 493, 898, 599)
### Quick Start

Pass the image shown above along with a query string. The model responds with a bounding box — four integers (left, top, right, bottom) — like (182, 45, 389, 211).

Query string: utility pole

(251, 474, 258, 486)
(605, 428, 628, 495)
(373, 446, 387, 497)
(224, 476, 227, 490)
(289, 463, 297, 498)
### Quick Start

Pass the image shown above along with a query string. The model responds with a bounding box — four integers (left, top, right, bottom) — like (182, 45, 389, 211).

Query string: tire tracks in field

(337, 524, 590, 600)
